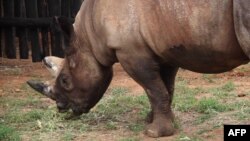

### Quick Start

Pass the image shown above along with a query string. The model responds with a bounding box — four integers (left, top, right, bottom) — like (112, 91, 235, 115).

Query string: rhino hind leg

(146, 66, 178, 124)
(117, 52, 175, 137)
(159, 66, 179, 119)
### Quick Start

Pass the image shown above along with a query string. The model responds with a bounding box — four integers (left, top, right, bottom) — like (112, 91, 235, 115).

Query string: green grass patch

(3, 78, 249, 141)
(173, 118, 182, 129)
(62, 132, 75, 141)
(0, 123, 21, 141)
(173, 82, 202, 112)
(175, 133, 202, 141)
(128, 123, 144, 133)
(105, 121, 118, 130)
(4, 109, 44, 123)
(194, 113, 216, 125)
(119, 137, 140, 141)
(0, 97, 40, 109)
(220, 82, 235, 92)
(202, 74, 216, 83)
(209, 82, 235, 98)
(109, 87, 130, 95)
(195, 98, 232, 114)
(233, 105, 250, 121)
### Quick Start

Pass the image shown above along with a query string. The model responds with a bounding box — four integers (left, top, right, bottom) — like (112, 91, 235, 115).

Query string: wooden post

(0, 17, 52, 27)
(61, 0, 71, 17)
(15, 0, 29, 59)
(25, 0, 42, 62)
(48, 0, 64, 57)
(71, 0, 83, 18)
(61, 0, 71, 50)
(0, 0, 2, 57)
(3, 0, 16, 59)
(38, 0, 50, 57)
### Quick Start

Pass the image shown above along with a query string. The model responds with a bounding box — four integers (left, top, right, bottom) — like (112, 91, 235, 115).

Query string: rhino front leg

(117, 51, 175, 137)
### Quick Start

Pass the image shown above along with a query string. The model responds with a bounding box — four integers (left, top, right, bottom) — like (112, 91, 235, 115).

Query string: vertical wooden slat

(3, 0, 16, 59)
(48, 0, 64, 57)
(61, 0, 71, 17)
(71, 0, 82, 18)
(38, 0, 49, 57)
(25, 0, 42, 62)
(0, 0, 2, 57)
(15, 0, 29, 59)
(61, 0, 71, 50)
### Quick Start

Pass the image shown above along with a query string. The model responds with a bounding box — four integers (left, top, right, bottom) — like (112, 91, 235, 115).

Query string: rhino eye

(59, 74, 73, 91)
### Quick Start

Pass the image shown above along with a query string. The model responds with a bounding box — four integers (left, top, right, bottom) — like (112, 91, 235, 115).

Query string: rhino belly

(165, 44, 249, 74)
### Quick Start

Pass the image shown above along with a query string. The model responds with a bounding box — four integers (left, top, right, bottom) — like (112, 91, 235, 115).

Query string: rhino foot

(145, 111, 175, 124)
(145, 111, 153, 123)
(145, 119, 175, 138)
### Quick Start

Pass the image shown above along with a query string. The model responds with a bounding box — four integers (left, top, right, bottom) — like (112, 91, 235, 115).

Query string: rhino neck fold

(73, 1, 118, 67)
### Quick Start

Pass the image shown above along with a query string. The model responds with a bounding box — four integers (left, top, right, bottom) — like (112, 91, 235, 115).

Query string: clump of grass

(234, 108, 250, 120)
(173, 82, 202, 112)
(195, 98, 232, 114)
(3, 97, 40, 109)
(62, 133, 75, 141)
(173, 118, 182, 129)
(0, 124, 21, 141)
(231, 100, 250, 121)
(221, 82, 235, 92)
(87, 90, 149, 122)
(119, 137, 140, 141)
(4, 109, 44, 123)
(175, 133, 202, 141)
(202, 74, 216, 83)
(209, 82, 235, 98)
(110, 87, 130, 95)
(194, 113, 216, 125)
(105, 121, 118, 130)
(128, 123, 144, 133)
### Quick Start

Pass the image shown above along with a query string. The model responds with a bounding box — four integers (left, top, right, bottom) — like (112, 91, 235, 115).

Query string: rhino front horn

(27, 80, 55, 100)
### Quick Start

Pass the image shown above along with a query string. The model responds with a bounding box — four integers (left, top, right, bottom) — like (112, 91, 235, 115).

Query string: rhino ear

(52, 16, 74, 38)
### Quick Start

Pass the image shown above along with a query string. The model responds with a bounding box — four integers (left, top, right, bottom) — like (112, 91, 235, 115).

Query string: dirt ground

(0, 58, 250, 141)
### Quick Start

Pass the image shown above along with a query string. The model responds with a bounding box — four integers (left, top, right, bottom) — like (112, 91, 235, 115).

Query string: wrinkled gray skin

(28, 0, 250, 137)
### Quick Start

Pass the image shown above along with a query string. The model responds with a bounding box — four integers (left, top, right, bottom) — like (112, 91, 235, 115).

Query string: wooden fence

(0, 0, 83, 62)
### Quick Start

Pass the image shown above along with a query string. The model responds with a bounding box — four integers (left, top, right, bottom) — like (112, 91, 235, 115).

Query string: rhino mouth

(64, 107, 90, 120)
(72, 105, 90, 115)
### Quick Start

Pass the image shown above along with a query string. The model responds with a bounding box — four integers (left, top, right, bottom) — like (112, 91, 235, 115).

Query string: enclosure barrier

(0, 0, 83, 62)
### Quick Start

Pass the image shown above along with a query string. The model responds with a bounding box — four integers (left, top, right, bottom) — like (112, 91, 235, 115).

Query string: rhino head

(27, 17, 113, 118)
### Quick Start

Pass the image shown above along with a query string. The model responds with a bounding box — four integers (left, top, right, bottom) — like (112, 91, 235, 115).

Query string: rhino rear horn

(43, 56, 64, 77)
(27, 80, 55, 100)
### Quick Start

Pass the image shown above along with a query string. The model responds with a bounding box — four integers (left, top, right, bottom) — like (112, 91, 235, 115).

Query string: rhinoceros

(27, 0, 250, 137)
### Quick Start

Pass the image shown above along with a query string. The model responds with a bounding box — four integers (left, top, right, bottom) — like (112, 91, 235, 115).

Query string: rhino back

(75, 0, 249, 73)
